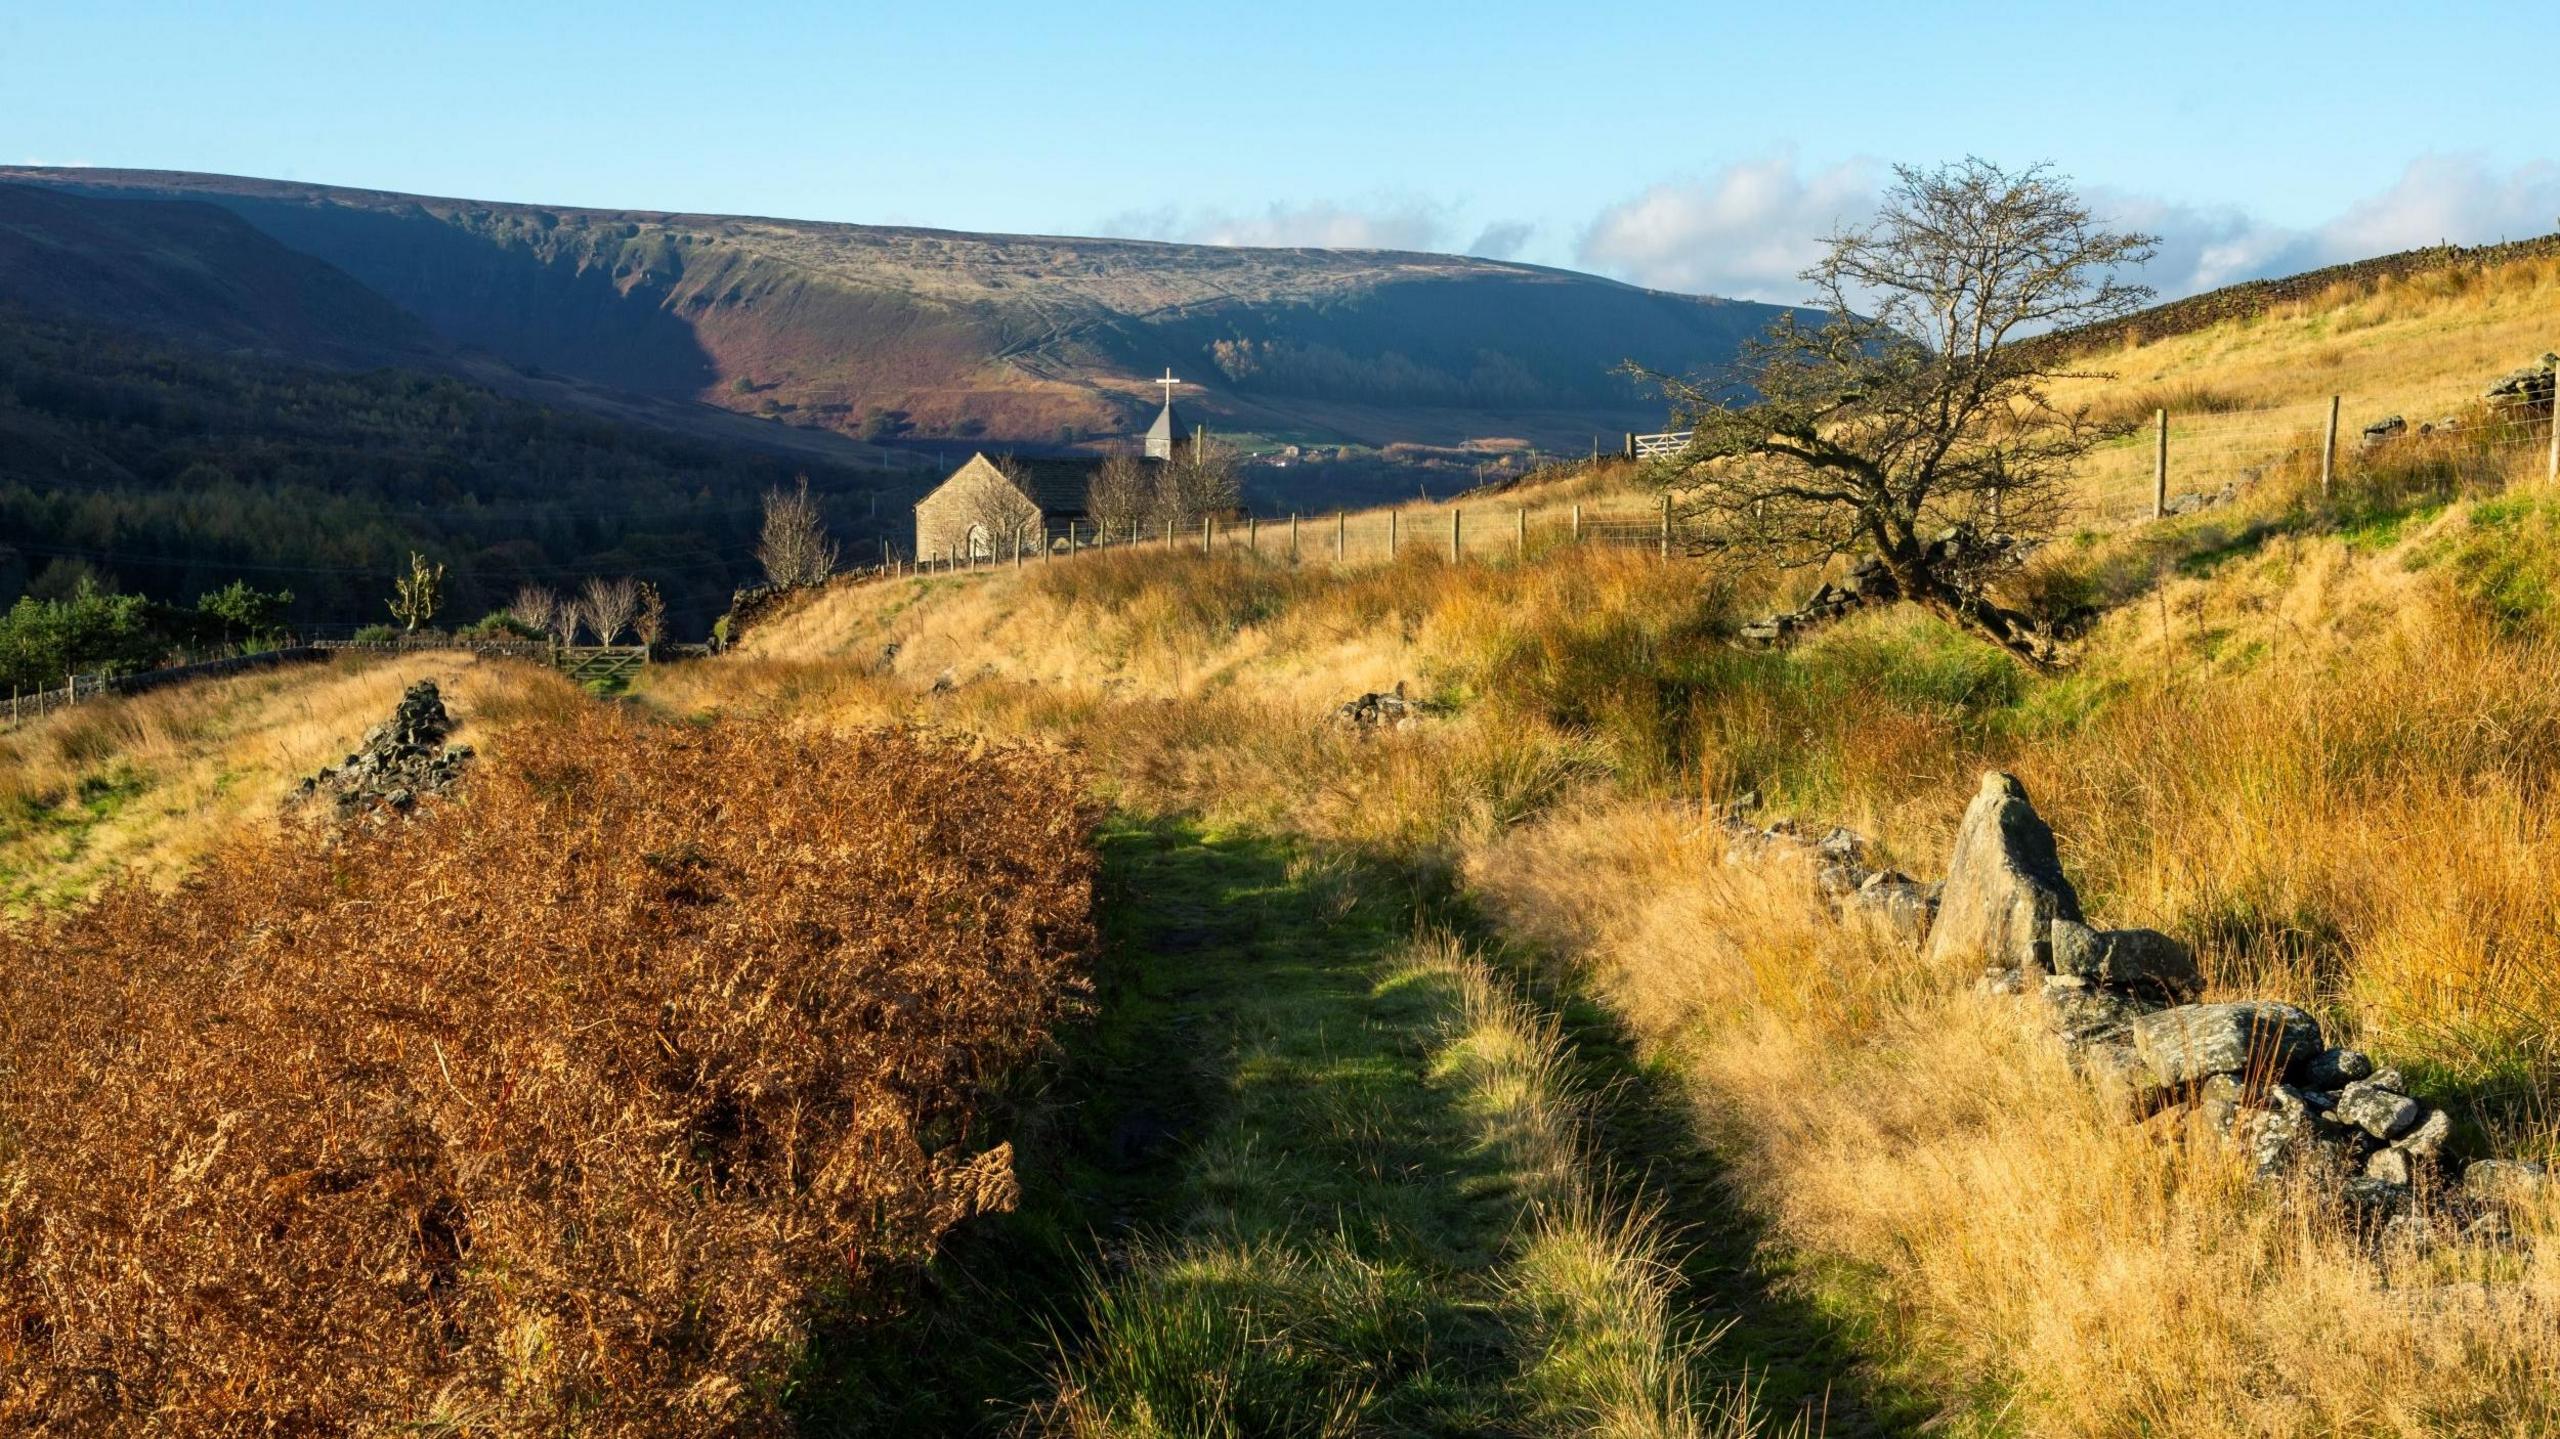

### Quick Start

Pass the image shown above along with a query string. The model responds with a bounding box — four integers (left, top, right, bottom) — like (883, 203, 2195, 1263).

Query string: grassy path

(797, 815, 1907, 1435)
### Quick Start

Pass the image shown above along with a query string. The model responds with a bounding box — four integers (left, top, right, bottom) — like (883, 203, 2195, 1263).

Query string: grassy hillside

(9, 242, 2560, 1434)
(0, 167, 1807, 454)
(0, 182, 440, 362)
(2054, 252, 2560, 521)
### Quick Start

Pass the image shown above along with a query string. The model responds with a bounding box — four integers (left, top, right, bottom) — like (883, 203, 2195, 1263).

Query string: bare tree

(633, 581, 666, 649)
(1084, 454, 1155, 540)
(581, 576, 641, 645)
(1637, 158, 2157, 666)
(551, 594, 586, 646)
(1154, 435, 1242, 531)
(510, 584, 559, 638)
(959, 457, 1047, 558)
(757, 475, 839, 586)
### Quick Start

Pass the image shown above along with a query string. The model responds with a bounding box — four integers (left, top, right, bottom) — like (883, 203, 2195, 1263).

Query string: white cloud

(1576, 152, 1882, 302)
(1579, 151, 2560, 306)
(1465, 220, 1534, 260)
(2311, 153, 2560, 260)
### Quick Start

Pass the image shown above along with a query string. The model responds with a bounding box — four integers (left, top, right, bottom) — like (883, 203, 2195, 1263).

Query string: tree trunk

(1911, 573, 2061, 670)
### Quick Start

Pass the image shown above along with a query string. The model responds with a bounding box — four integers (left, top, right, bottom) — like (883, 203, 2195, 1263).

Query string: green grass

(796, 816, 1792, 1435)
(1041, 822, 1525, 1436)
(0, 764, 145, 909)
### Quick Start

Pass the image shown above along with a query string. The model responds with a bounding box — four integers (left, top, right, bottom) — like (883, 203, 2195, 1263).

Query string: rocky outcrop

(1735, 532, 2044, 649)
(1708, 797, 1942, 945)
(2162, 482, 2239, 517)
(295, 681, 473, 818)
(1738, 556, 1898, 646)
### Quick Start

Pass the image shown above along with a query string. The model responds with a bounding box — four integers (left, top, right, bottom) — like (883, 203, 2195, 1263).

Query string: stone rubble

(1334, 682, 1422, 732)
(1724, 768, 2552, 1257)
(2362, 353, 2557, 452)
(294, 680, 473, 819)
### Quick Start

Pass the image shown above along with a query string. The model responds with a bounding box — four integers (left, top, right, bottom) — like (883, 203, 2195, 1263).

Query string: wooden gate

(558, 646, 648, 686)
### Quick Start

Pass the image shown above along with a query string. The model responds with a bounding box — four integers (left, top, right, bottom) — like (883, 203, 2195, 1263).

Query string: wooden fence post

(1388, 510, 1399, 559)
(1290, 512, 1300, 562)
(2322, 395, 2340, 497)
(1201, 516, 1212, 553)
(1451, 507, 1462, 562)
(1013, 531, 1022, 569)
(1516, 507, 1526, 559)
(1249, 515, 1258, 554)
(1572, 503, 1581, 543)
(2153, 408, 2169, 519)
(1659, 493, 1671, 561)
(2549, 387, 2559, 482)
(1165, 518, 1174, 548)
(1336, 511, 1346, 562)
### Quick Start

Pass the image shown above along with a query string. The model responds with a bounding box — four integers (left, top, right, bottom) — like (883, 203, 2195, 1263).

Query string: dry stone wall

(1716, 772, 2550, 1252)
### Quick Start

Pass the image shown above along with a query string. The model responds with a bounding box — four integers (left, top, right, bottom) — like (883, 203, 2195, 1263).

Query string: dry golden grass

(0, 653, 581, 912)
(0, 707, 1098, 1435)
(2055, 255, 2560, 521)
(1469, 797, 2560, 1436)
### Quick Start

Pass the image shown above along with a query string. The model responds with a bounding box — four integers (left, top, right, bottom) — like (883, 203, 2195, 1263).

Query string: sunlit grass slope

(0, 652, 581, 911)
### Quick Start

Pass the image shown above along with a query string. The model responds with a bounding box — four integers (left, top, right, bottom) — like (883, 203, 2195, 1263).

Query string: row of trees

(1081, 444, 1243, 542)
(2, 577, 297, 694)
(508, 577, 668, 647)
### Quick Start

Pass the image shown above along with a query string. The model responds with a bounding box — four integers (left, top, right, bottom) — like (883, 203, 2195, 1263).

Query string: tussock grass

(0, 708, 1099, 1434)
(1470, 800, 2560, 1435)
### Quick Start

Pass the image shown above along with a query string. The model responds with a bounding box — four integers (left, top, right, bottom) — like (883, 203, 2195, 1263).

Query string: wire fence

(2074, 389, 2559, 528)
(895, 497, 1682, 577)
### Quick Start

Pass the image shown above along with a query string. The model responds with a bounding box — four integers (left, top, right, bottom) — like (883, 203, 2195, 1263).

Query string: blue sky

(9, 1, 2555, 301)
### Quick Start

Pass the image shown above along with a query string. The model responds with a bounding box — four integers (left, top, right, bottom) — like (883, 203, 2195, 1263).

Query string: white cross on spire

(1153, 368, 1183, 405)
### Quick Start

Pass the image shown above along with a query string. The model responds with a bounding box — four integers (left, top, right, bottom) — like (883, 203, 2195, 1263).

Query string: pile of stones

(1738, 556, 1898, 646)
(1710, 795, 1940, 948)
(2162, 482, 2240, 517)
(1743, 770, 2551, 1251)
(2362, 353, 2557, 452)
(1736, 530, 2039, 649)
(2483, 352, 2557, 412)
(295, 681, 473, 819)
(1334, 682, 1422, 732)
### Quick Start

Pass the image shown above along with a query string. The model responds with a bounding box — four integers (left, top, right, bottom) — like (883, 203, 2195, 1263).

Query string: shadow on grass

(1462, 908, 1935, 1439)
(789, 815, 1514, 1434)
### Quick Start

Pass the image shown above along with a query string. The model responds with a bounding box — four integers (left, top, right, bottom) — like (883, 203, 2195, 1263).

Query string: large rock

(2130, 1001, 2323, 1088)
(2301, 1047, 2374, 1091)
(2049, 918, 2202, 997)
(1925, 773, 2083, 975)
